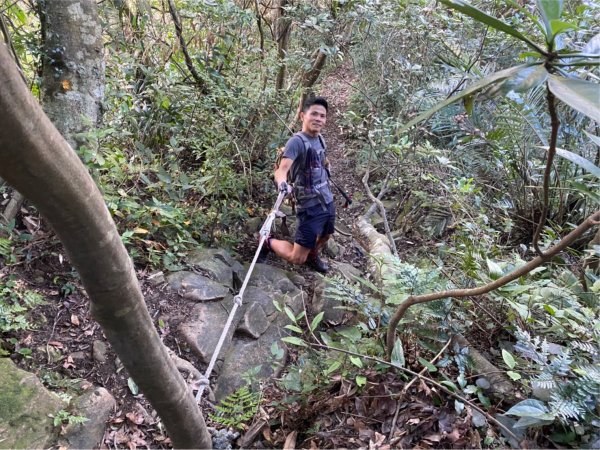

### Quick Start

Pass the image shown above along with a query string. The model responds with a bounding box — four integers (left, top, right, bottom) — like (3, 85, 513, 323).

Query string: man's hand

(278, 181, 292, 195)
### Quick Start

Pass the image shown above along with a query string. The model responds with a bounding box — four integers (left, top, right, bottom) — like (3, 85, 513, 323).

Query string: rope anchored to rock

(195, 191, 286, 402)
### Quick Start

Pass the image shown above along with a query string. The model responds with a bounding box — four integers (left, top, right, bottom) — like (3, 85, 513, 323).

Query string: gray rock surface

(169, 249, 309, 400)
(0, 358, 66, 449)
(92, 340, 108, 364)
(167, 271, 229, 302)
(236, 302, 269, 339)
(311, 279, 348, 325)
(186, 250, 234, 285)
(179, 295, 240, 364)
(60, 387, 115, 449)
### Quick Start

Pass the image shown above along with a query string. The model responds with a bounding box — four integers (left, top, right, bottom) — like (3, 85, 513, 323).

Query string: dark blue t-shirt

(283, 132, 333, 210)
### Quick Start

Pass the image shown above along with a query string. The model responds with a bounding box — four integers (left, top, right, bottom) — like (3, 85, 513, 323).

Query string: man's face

(300, 104, 327, 136)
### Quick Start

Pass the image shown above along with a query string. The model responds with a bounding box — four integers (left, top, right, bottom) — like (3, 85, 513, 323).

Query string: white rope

(195, 191, 286, 402)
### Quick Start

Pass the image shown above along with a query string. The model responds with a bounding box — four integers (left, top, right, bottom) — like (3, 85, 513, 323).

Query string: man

(260, 96, 335, 273)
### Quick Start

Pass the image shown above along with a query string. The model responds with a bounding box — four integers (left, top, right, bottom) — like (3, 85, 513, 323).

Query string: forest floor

(3, 64, 509, 449)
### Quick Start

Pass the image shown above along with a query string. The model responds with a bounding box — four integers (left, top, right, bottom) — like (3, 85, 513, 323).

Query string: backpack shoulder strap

(317, 134, 326, 151)
(294, 132, 311, 152)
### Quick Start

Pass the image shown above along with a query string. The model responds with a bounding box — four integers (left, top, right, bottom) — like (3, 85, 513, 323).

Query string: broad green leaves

(397, 64, 535, 134)
(547, 76, 600, 123)
(537, 0, 563, 44)
(440, 0, 545, 54)
(539, 146, 600, 179)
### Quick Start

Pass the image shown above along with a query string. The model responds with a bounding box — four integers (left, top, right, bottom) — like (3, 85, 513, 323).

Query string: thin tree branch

(532, 85, 559, 255)
(167, 0, 208, 94)
(362, 169, 398, 257)
(386, 210, 600, 359)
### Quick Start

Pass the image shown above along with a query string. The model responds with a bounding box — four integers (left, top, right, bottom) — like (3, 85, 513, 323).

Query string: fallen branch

(386, 210, 600, 359)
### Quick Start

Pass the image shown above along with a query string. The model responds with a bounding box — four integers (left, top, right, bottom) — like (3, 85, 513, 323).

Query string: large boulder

(166, 271, 230, 302)
(60, 387, 115, 449)
(170, 250, 307, 401)
(0, 358, 65, 449)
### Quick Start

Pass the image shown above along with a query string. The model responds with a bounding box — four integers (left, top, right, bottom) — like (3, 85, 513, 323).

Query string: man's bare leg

(269, 239, 312, 265)
(309, 234, 330, 259)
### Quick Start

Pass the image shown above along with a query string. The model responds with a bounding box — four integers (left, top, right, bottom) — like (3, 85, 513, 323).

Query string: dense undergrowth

(1, 0, 599, 448)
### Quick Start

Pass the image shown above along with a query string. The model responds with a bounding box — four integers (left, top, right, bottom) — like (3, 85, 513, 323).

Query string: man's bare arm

(275, 157, 293, 187)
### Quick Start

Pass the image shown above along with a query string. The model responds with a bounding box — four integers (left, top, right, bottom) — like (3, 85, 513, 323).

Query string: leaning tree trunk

(0, 45, 212, 449)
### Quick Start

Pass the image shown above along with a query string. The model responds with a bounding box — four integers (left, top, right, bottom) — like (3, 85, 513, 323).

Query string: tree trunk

(275, 0, 291, 91)
(0, 45, 212, 450)
(40, 0, 105, 150)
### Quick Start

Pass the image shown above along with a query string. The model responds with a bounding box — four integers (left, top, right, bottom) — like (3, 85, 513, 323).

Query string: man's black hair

(302, 96, 328, 112)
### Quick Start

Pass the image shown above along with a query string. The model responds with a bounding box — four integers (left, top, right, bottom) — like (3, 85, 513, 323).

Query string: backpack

(273, 132, 328, 210)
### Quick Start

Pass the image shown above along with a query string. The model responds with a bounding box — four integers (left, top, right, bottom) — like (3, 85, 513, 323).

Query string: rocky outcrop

(60, 387, 116, 449)
(0, 358, 65, 449)
(168, 250, 306, 401)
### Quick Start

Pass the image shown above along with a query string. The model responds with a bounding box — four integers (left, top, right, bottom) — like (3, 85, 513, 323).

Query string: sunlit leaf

(397, 64, 534, 135)
(418, 357, 438, 372)
(502, 349, 516, 369)
(310, 312, 324, 332)
(538, 146, 600, 179)
(440, 0, 545, 53)
(550, 20, 576, 37)
(501, 64, 547, 93)
(548, 75, 600, 123)
(281, 336, 307, 347)
(486, 259, 503, 279)
(350, 356, 363, 368)
(505, 398, 549, 417)
(582, 33, 600, 56)
(127, 377, 139, 395)
(355, 375, 367, 387)
(391, 339, 405, 367)
(585, 131, 600, 147)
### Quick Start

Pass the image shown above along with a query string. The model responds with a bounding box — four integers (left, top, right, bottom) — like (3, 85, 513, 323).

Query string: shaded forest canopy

(1, 0, 599, 448)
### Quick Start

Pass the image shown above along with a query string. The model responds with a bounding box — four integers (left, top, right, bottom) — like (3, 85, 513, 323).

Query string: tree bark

(275, 0, 291, 91)
(40, 0, 105, 150)
(0, 45, 212, 449)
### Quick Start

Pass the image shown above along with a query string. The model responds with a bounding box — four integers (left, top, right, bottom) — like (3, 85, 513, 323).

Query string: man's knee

(290, 253, 309, 265)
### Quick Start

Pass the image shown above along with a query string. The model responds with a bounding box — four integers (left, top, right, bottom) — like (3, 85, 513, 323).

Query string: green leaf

(538, 146, 600, 179)
(505, 399, 549, 417)
(281, 336, 307, 347)
(391, 339, 405, 367)
(397, 64, 535, 135)
(418, 357, 438, 372)
(284, 306, 297, 324)
(310, 312, 324, 332)
(336, 326, 362, 342)
(507, 371, 522, 381)
(585, 131, 600, 147)
(349, 356, 363, 368)
(324, 360, 341, 375)
(582, 33, 600, 56)
(550, 20, 576, 37)
(502, 349, 516, 369)
(537, 0, 563, 41)
(440, 0, 545, 53)
(355, 375, 367, 387)
(127, 377, 139, 395)
(440, 380, 458, 392)
(284, 324, 303, 334)
(514, 415, 555, 428)
(501, 64, 548, 93)
(547, 75, 600, 123)
(486, 259, 503, 279)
